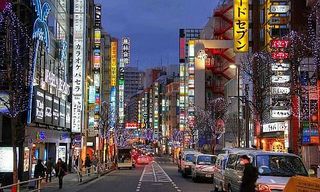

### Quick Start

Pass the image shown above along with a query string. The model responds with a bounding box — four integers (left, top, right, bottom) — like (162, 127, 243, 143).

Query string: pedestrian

(45, 157, 54, 182)
(92, 155, 98, 172)
(239, 155, 258, 192)
(34, 159, 45, 188)
(55, 158, 67, 189)
(85, 154, 91, 175)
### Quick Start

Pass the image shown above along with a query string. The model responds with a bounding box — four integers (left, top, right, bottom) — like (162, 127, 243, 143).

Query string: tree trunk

(11, 116, 18, 192)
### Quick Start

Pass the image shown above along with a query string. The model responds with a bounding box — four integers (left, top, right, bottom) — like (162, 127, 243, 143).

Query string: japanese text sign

(234, 0, 249, 52)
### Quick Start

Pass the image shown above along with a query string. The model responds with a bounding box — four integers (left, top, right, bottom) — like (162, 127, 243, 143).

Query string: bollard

(17, 180, 20, 192)
(38, 177, 41, 192)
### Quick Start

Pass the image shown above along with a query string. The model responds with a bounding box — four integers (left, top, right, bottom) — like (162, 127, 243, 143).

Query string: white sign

(271, 109, 291, 118)
(94, 73, 100, 87)
(72, 0, 85, 133)
(271, 63, 290, 71)
(122, 37, 130, 65)
(271, 75, 290, 83)
(72, 96, 82, 133)
(0, 147, 18, 172)
(263, 121, 289, 133)
(271, 87, 290, 95)
(270, 5, 290, 13)
(44, 70, 70, 95)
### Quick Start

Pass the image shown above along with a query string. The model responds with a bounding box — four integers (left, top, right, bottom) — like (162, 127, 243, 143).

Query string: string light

(0, 2, 33, 118)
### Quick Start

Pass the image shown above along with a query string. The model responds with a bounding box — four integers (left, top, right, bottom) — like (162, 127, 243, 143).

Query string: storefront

(25, 127, 71, 177)
(261, 121, 289, 152)
(25, 87, 71, 178)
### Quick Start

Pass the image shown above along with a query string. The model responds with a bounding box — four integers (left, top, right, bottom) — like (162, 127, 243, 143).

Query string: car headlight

(256, 184, 271, 192)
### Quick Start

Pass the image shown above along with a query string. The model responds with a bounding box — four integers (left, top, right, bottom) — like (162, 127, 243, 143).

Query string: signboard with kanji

(234, 0, 249, 52)
(72, 0, 85, 133)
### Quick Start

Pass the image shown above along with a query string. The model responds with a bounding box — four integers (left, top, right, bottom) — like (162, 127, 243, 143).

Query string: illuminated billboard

(111, 41, 118, 87)
(72, 0, 85, 133)
(121, 37, 130, 65)
(234, 0, 249, 52)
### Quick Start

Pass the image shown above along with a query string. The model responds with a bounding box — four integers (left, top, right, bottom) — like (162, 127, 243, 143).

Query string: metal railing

(74, 162, 114, 182)
(0, 177, 43, 192)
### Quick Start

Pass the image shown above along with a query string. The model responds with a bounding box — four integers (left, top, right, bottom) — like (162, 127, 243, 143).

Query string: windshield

(197, 155, 216, 165)
(185, 154, 195, 162)
(256, 155, 308, 177)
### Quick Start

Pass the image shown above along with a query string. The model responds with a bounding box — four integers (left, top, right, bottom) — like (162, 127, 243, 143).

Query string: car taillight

(257, 184, 271, 192)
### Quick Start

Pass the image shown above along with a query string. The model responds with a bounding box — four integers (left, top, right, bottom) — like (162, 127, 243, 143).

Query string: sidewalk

(41, 168, 115, 192)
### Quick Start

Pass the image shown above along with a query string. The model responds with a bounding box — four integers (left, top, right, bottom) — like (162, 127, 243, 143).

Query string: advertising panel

(271, 63, 290, 71)
(271, 75, 290, 83)
(121, 37, 130, 65)
(271, 109, 291, 118)
(44, 92, 53, 124)
(72, 0, 85, 133)
(53, 96, 60, 126)
(111, 41, 118, 86)
(0, 147, 18, 172)
(33, 87, 44, 123)
(65, 102, 71, 129)
(271, 87, 290, 95)
(263, 121, 289, 132)
(59, 100, 66, 127)
(270, 5, 290, 13)
(88, 86, 95, 104)
(234, 0, 249, 52)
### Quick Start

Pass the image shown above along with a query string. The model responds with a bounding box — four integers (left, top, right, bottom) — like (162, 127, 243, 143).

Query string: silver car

(213, 154, 228, 192)
(224, 151, 309, 192)
(191, 154, 217, 182)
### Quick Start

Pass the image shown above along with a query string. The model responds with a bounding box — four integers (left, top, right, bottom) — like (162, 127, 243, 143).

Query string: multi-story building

(164, 80, 179, 154)
(178, 29, 202, 148)
(123, 66, 144, 104)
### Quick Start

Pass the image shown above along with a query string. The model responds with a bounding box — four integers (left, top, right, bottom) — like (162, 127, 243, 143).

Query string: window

(226, 154, 237, 169)
(256, 155, 308, 177)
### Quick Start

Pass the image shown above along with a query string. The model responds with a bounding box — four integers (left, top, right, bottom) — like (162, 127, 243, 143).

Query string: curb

(78, 168, 116, 185)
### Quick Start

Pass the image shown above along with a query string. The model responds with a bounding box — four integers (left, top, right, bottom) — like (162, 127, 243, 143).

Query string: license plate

(205, 174, 212, 178)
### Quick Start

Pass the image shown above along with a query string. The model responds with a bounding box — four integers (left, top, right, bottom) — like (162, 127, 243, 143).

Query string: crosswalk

(139, 162, 172, 183)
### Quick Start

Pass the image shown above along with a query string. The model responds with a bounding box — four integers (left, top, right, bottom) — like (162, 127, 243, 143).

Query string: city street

(65, 156, 213, 192)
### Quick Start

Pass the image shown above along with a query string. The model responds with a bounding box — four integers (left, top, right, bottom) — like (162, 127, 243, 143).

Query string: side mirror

(308, 169, 315, 176)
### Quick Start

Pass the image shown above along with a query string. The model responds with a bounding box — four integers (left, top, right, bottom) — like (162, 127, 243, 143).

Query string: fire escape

(205, 2, 235, 96)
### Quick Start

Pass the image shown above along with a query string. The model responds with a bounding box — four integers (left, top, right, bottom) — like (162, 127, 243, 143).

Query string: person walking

(45, 157, 53, 182)
(55, 158, 67, 189)
(239, 155, 258, 192)
(34, 159, 45, 188)
(85, 154, 91, 176)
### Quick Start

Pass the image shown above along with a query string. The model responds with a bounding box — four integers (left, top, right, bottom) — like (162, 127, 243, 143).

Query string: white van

(224, 151, 309, 192)
(191, 154, 217, 182)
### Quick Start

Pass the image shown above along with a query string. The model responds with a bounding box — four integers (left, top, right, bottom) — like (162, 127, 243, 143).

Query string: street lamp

(228, 64, 241, 147)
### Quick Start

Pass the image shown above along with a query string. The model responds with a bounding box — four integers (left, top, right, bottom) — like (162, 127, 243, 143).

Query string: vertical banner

(234, 0, 249, 52)
(72, 0, 85, 133)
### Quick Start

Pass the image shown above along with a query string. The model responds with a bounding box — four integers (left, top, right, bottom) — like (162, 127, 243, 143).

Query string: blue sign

(32, 0, 51, 52)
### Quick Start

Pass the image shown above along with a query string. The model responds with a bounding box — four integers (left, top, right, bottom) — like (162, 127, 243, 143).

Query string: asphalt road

(76, 156, 213, 192)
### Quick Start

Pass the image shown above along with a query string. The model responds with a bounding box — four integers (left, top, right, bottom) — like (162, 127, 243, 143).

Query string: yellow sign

(284, 176, 320, 192)
(234, 0, 249, 52)
(110, 41, 117, 86)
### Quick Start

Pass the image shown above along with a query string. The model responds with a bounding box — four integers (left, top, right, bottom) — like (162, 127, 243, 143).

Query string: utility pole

(245, 84, 250, 148)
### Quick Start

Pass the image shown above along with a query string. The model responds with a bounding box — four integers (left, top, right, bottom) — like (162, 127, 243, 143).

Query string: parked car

(191, 154, 217, 182)
(177, 149, 197, 172)
(213, 153, 228, 192)
(224, 150, 309, 192)
(180, 151, 201, 177)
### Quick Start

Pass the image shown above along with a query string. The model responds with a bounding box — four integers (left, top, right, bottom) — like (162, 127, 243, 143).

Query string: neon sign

(271, 40, 289, 48)
(32, 0, 51, 52)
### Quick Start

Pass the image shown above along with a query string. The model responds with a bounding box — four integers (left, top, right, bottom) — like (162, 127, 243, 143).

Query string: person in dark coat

(55, 158, 67, 189)
(85, 154, 91, 175)
(45, 157, 53, 182)
(34, 159, 45, 188)
(239, 155, 259, 192)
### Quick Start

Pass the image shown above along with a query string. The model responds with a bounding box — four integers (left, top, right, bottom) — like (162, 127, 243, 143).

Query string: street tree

(193, 97, 228, 153)
(0, 2, 33, 186)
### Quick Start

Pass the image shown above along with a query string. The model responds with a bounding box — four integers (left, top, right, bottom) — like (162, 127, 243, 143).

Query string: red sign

(272, 52, 289, 60)
(271, 40, 289, 48)
(125, 123, 138, 129)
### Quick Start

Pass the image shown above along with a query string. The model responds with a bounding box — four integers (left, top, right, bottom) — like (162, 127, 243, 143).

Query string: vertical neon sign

(27, 0, 51, 124)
